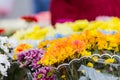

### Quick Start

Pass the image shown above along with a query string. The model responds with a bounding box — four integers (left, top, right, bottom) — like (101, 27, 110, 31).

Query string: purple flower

(18, 52, 25, 62)
(33, 66, 56, 80)
(17, 49, 45, 70)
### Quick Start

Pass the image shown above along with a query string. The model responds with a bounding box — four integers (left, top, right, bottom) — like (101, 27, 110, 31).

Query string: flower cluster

(78, 30, 120, 53)
(11, 17, 120, 42)
(39, 36, 86, 66)
(0, 37, 18, 59)
(13, 43, 32, 60)
(17, 49, 44, 70)
(33, 66, 55, 80)
(0, 54, 10, 76)
(17, 49, 55, 80)
(61, 17, 120, 32)
(38, 30, 120, 66)
(0, 36, 18, 78)
(11, 26, 48, 40)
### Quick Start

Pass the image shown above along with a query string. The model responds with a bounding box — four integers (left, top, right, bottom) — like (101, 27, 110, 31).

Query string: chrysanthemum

(17, 49, 45, 70)
(13, 43, 32, 60)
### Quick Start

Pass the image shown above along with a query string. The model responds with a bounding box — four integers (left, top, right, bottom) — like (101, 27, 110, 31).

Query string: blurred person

(50, 0, 120, 25)
(0, 0, 14, 18)
(33, 0, 50, 13)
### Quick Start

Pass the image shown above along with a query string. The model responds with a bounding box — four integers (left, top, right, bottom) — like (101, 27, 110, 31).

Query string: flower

(33, 66, 55, 80)
(104, 58, 115, 64)
(0, 54, 10, 76)
(0, 28, 5, 34)
(21, 16, 38, 22)
(72, 40, 86, 53)
(38, 40, 50, 49)
(0, 37, 18, 59)
(0, 37, 10, 54)
(70, 20, 89, 32)
(17, 49, 45, 70)
(14, 43, 32, 53)
(92, 56, 98, 62)
(80, 50, 91, 57)
(87, 62, 94, 68)
(11, 25, 48, 40)
(13, 43, 32, 60)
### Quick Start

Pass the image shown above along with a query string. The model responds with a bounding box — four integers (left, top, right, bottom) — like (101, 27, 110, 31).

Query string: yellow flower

(11, 25, 48, 40)
(104, 58, 115, 64)
(80, 50, 91, 57)
(61, 75, 66, 79)
(71, 20, 89, 32)
(92, 56, 98, 62)
(38, 40, 50, 49)
(87, 62, 94, 68)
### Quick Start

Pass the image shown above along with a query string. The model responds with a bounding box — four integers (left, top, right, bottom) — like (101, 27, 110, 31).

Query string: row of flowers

(37, 30, 120, 66)
(11, 17, 120, 41)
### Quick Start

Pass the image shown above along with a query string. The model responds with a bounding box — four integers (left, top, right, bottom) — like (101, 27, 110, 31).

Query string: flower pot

(55, 54, 120, 80)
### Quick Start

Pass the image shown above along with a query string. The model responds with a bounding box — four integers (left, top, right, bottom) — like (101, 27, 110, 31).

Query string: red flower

(21, 16, 38, 22)
(0, 28, 5, 34)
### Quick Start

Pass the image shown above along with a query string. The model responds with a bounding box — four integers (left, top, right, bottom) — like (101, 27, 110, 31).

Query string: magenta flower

(17, 49, 45, 70)
(33, 66, 56, 80)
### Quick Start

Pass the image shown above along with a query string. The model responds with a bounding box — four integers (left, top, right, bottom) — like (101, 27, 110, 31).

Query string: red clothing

(50, 0, 120, 25)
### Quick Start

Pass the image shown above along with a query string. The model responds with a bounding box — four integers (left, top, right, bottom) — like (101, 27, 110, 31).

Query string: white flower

(0, 36, 9, 53)
(0, 54, 10, 76)
(0, 36, 18, 59)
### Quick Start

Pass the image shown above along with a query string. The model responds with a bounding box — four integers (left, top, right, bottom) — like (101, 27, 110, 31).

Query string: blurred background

(6, 0, 33, 18)
(0, 0, 50, 18)
(0, 0, 51, 35)
(1, 0, 120, 36)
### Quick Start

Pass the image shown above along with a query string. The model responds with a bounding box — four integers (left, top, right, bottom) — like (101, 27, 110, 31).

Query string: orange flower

(72, 40, 86, 53)
(40, 36, 86, 65)
(14, 43, 32, 53)
(13, 43, 32, 60)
